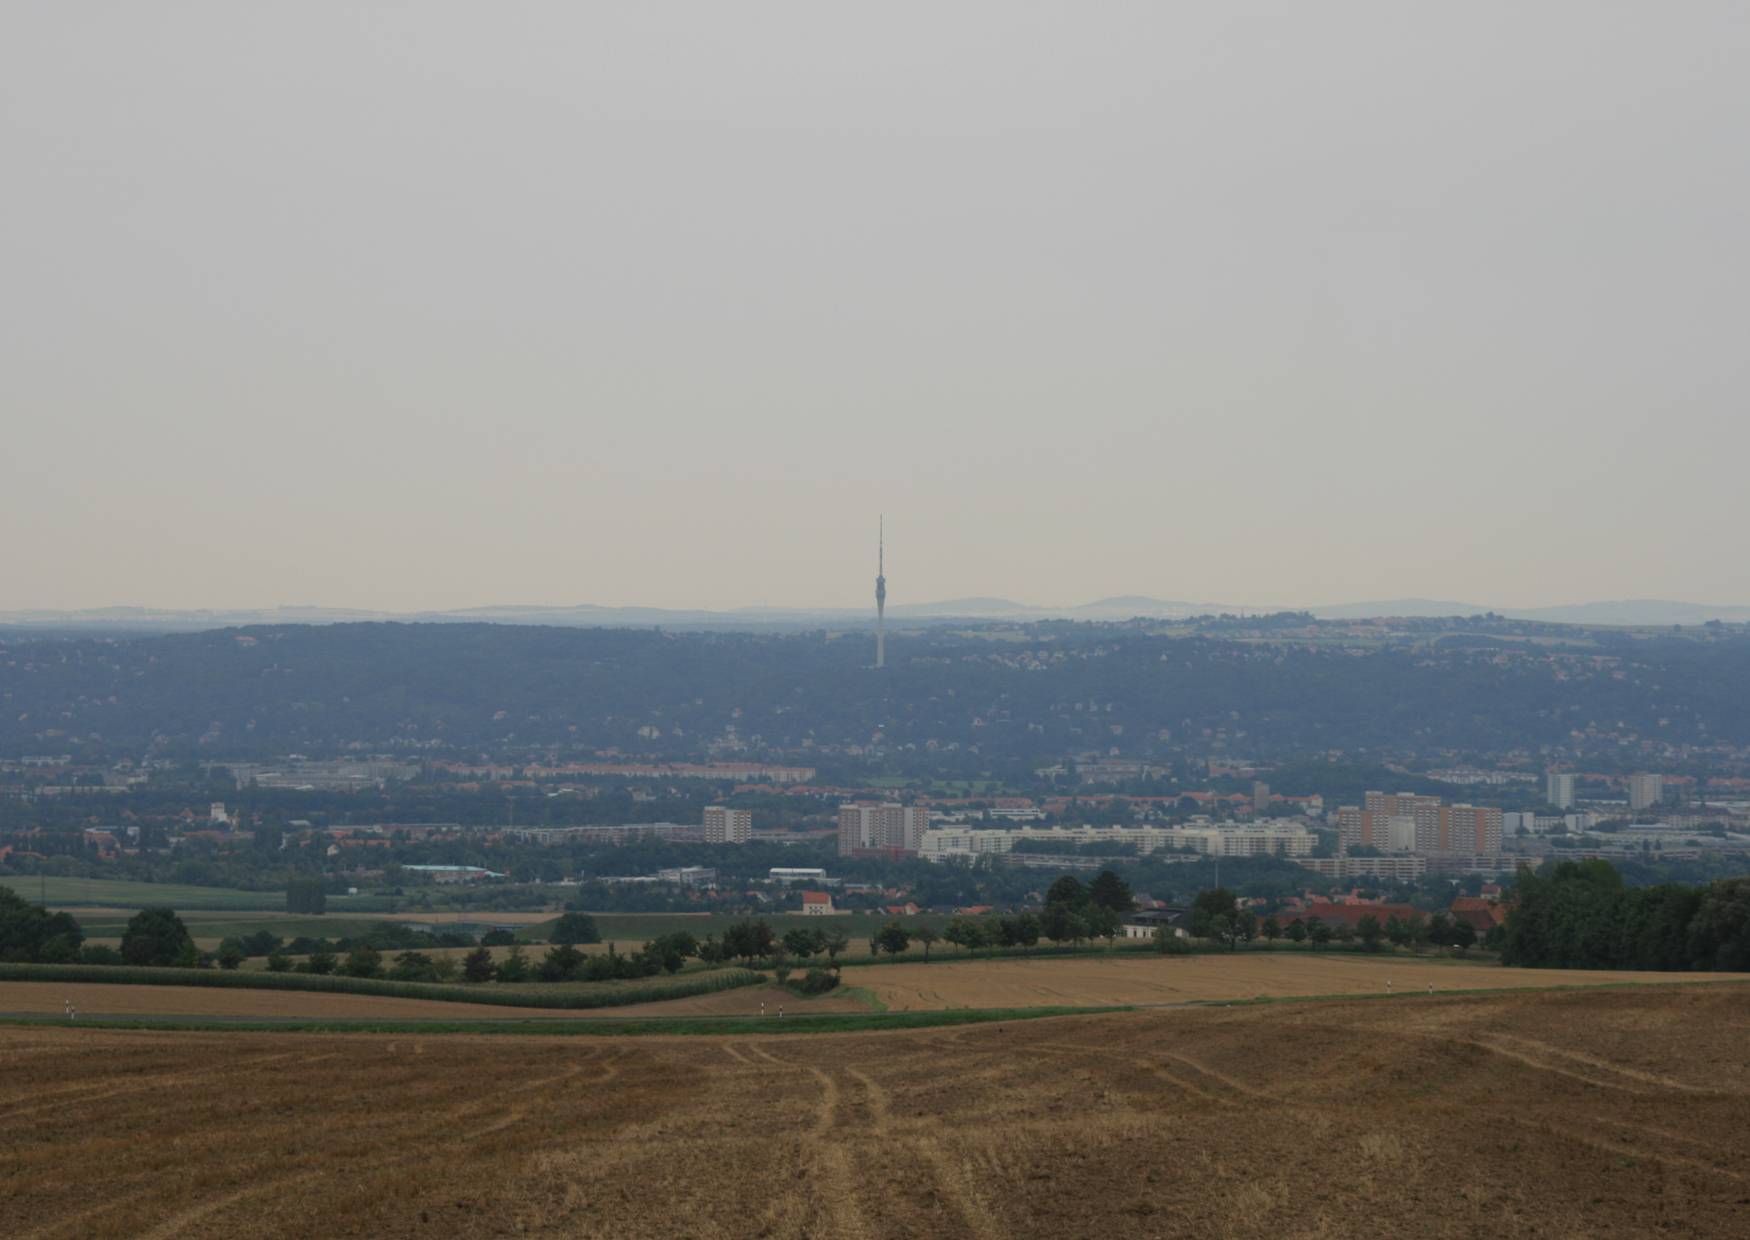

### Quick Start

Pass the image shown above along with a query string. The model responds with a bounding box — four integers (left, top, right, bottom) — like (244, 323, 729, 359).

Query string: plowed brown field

(2, 985, 1747, 1238)
(858, 953, 1750, 1010)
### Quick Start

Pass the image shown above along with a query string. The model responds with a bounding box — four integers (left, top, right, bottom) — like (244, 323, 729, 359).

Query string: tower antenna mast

(875, 517, 887, 669)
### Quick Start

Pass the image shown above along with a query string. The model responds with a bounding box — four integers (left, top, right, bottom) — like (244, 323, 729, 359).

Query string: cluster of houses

(1115, 886, 1510, 941)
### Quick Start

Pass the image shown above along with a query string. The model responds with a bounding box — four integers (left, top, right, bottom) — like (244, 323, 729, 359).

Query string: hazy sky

(4, 4, 1748, 613)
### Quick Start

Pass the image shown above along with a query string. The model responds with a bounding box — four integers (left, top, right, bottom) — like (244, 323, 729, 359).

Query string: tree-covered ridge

(3, 620, 1750, 763)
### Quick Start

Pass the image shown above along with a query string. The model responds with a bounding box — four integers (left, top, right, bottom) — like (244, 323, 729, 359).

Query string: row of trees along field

(1500, 862, 1750, 970)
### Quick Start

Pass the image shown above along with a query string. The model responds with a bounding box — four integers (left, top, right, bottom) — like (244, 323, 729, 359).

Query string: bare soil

(1, 985, 1747, 1237)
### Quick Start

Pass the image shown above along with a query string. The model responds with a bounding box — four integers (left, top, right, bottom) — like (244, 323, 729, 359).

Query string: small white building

(800, 890, 840, 916)
(401, 864, 506, 885)
(1122, 909, 1188, 941)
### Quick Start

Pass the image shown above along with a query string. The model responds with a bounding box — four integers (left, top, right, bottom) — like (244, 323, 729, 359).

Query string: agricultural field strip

(3, 988, 1748, 1237)
(858, 954, 1750, 1011)
(0, 965, 763, 1011)
(3, 967, 1747, 1031)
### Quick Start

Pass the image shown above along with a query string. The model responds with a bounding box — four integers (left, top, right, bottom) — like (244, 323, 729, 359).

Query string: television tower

(875, 517, 887, 669)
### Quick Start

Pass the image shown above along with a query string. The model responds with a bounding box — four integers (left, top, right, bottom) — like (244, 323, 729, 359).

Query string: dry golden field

(857, 952, 1750, 1010)
(2, 985, 1748, 1238)
(3, 955, 1744, 1022)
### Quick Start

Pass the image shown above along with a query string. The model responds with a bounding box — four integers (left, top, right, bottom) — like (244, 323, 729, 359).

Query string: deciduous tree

(876, 921, 912, 957)
(463, 945, 498, 983)
(121, 907, 192, 968)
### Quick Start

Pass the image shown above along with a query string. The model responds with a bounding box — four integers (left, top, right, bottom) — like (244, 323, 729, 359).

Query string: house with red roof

(800, 890, 840, 916)
(1449, 896, 1510, 933)
(1292, 902, 1420, 930)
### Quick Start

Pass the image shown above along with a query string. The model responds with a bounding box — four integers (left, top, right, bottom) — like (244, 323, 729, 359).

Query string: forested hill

(2, 621, 1749, 767)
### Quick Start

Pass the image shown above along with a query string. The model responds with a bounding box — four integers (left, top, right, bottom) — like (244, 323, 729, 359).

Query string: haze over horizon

(5, 4, 1748, 614)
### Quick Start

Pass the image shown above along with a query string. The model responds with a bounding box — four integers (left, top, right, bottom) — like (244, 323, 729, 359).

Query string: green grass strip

(834, 985, 888, 1012)
(0, 1005, 1125, 1037)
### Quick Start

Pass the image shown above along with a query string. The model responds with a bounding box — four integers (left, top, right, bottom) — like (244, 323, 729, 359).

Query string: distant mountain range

(3, 596, 1749, 633)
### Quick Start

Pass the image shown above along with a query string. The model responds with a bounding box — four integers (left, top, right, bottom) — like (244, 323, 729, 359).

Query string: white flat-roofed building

(1297, 855, 1427, 881)
(919, 822, 1314, 863)
(401, 864, 505, 884)
(769, 867, 835, 885)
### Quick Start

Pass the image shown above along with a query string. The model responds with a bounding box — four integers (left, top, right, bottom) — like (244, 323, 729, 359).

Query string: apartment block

(918, 822, 1315, 863)
(1545, 772, 1576, 810)
(837, 803, 929, 857)
(1296, 855, 1428, 881)
(1338, 792, 1501, 856)
(1627, 773, 1665, 813)
(702, 806, 752, 845)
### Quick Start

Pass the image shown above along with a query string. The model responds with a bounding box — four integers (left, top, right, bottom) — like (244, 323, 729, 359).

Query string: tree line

(9, 619, 1750, 765)
(1500, 861, 1750, 970)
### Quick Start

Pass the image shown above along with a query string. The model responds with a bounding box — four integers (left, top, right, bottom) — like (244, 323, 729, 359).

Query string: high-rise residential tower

(702, 806, 752, 845)
(1337, 791, 1501, 856)
(874, 518, 887, 669)
(1546, 771, 1576, 810)
(838, 802, 928, 856)
(1627, 773, 1664, 813)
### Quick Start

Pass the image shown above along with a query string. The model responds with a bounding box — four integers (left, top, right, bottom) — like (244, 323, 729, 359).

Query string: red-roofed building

(1293, 902, 1420, 930)
(1449, 897, 1509, 933)
(82, 829, 120, 859)
(800, 890, 838, 917)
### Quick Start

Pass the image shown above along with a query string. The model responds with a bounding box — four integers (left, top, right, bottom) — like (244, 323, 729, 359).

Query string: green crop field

(3, 875, 395, 914)
(0, 961, 764, 1009)
(537, 910, 958, 957)
(77, 916, 413, 944)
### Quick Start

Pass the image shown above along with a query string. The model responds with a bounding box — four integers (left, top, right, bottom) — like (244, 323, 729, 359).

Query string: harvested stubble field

(2, 985, 1748, 1237)
(856, 952, 1750, 1010)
